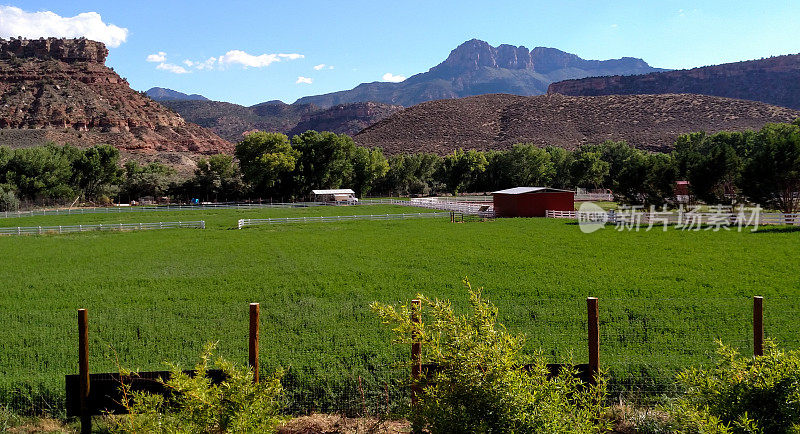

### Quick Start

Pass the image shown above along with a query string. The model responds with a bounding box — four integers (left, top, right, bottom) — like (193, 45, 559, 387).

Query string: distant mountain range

(158, 99, 402, 142)
(146, 87, 209, 101)
(154, 38, 666, 140)
(548, 53, 800, 110)
(295, 39, 666, 107)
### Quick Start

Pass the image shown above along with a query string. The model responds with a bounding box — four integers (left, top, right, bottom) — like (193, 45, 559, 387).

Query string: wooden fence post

(78, 309, 91, 434)
(249, 303, 260, 383)
(754, 296, 763, 357)
(587, 297, 599, 385)
(411, 299, 421, 407)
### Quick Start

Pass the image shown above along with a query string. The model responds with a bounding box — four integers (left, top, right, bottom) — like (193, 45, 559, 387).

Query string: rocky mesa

(0, 37, 232, 165)
(547, 54, 800, 110)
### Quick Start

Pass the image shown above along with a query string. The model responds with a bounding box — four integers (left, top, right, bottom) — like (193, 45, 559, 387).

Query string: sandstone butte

(0, 37, 233, 170)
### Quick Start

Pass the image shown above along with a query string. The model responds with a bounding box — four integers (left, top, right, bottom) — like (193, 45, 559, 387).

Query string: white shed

(312, 189, 358, 203)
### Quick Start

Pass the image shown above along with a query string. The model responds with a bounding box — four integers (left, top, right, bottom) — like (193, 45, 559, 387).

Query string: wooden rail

(237, 212, 450, 228)
(0, 221, 205, 236)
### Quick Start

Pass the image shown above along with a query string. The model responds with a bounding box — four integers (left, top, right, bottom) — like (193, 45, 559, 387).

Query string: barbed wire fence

(0, 296, 797, 418)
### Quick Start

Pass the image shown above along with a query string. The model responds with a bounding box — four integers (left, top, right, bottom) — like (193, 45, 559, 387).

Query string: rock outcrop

(547, 54, 800, 110)
(354, 93, 800, 155)
(0, 37, 232, 168)
(0, 37, 108, 63)
(288, 102, 403, 137)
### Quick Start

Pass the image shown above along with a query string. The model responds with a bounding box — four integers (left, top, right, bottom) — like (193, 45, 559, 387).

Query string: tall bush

(112, 343, 285, 433)
(371, 280, 610, 433)
(669, 340, 800, 433)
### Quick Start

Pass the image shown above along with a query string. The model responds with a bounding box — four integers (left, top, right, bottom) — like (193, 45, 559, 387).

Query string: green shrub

(371, 280, 611, 434)
(669, 340, 800, 434)
(0, 187, 19, 212)
(111, 343, 285, 433)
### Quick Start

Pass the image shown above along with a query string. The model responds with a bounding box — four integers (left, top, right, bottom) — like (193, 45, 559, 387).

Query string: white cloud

(314, 63, 334, 70)
(382, 72, 406, 82)
(0, 5, 128, 47)
(296, 76, 313, 84)
(146, 52, 167, 63)
(184, 57, 217, 70)
(610, 23, 618, 28)
(156, 62, 190, 74)
(218, 50, 304, 68)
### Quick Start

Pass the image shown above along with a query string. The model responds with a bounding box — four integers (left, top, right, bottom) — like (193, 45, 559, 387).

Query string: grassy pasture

(0, 205, 798, 415)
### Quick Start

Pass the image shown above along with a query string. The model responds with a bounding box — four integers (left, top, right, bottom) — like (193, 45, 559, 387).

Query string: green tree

(740, 123, 800, 213)
(3, 145, 77, 203)
(570, 149, 609, 189)
(505, 144, 555, 187)
(383, 153, 443, 196)
(122, 161, 177, 201)
(235, 132, 298, 197)
(0, 146, 11, 174)
(475, 150, 507, 192)
(291, 131, 356, 196)
(190, 154, 244, 201)
(350, 146, 389, 197)
(673, 132, 746, 204)
(612, 150, 649, 203)
(440, 149, 488, 194)
(642, 153, 678, 205)
(544, 146, 574, 189)
(73, 145, 122, 200)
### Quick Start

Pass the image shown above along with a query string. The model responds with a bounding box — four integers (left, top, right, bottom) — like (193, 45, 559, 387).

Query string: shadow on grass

(750, 226, 800, 234)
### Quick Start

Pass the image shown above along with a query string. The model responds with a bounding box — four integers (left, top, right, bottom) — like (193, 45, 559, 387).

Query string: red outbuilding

(492, 187, 575, 217)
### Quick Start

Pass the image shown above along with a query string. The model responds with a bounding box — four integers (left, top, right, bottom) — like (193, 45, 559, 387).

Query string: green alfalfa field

(0, 204, 798, 415)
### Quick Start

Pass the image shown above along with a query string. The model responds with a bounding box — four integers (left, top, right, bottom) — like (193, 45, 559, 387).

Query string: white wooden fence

(0, 202, 326, 220)
(359, 198, 495, 216)
(238, 212, 450, 228)
(0, 221, 205, 236)
(404, 199, 495, 216)
(574, 193, 614, 201)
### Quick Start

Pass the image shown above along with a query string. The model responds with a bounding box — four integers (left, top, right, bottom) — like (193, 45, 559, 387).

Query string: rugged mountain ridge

(0, 37, 232, 168)
(547, 54, 800, 110)
(295, 39, 665, 107)
(146, 87, 209, 101)
(160, 99, 402, 141)
(354, 93, 800, 154)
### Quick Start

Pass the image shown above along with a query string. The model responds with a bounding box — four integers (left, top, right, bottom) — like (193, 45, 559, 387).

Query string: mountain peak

(295, 39, 663, 107)
(438, 39, 532, 72)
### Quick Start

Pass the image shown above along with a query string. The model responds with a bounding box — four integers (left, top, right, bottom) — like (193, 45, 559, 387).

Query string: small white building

(312, 189, 358, 204)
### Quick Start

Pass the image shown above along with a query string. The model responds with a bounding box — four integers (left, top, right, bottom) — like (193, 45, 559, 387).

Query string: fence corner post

(754, 296, 764, 357)
(78, 308, 91, 433)
(587, 297, 599, 385)
(249, 303, 260, 383)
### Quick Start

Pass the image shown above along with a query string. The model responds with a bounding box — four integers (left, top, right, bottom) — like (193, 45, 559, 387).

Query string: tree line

(1, 120, 799, 212)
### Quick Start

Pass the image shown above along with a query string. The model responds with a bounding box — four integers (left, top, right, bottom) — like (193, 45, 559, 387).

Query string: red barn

(492, 187, 575, 217)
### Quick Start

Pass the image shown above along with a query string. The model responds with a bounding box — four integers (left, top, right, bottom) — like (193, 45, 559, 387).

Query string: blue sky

(2, 0, 800, 106)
